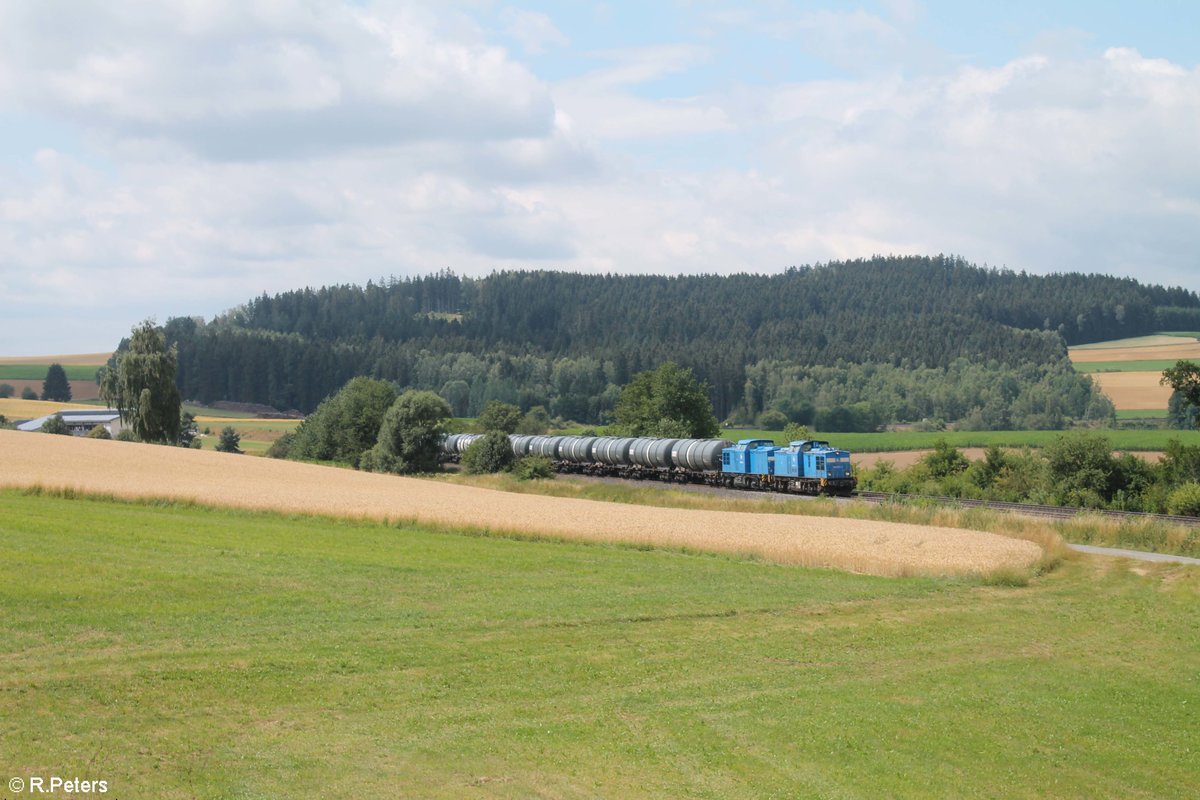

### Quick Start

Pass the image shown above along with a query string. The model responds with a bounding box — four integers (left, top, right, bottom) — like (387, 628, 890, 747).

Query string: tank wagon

(441, 432, 855, 495)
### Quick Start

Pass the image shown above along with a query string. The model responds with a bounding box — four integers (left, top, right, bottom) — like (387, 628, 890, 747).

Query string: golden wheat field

(0, 398, 96, 419)
(1087, 371, 1174, 410)
(0, 430, 1040, 577)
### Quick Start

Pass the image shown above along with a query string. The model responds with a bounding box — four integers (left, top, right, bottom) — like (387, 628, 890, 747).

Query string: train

(441, 433, 856, 496)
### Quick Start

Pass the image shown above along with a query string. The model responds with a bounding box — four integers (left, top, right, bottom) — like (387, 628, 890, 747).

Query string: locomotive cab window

(815, 456, 825, 470)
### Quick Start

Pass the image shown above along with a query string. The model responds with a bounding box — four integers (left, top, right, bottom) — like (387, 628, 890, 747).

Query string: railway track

(854, 491, 1200, 527)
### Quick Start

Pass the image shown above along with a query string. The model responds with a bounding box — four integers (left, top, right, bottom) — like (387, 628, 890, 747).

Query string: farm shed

(16, 409, 124, 437)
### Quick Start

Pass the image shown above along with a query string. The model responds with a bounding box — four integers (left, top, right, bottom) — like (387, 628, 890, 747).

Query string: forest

(158, 256, 1200, 429)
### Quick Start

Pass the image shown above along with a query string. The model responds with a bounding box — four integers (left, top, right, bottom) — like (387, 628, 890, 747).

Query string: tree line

(151, 256, 1198, 427)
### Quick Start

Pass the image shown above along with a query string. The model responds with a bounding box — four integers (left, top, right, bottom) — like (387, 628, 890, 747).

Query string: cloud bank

(0, 1, 1197, 352)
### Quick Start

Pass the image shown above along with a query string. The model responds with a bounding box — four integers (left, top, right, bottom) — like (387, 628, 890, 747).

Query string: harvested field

(0, 351, 111, 365)
(1070, 335, 1193, 350)
(0, 379, 100, 402)
(1070, 341, 1200, 363)
(1088, 371, 1173, 410)
(0, 430, 1040, 577)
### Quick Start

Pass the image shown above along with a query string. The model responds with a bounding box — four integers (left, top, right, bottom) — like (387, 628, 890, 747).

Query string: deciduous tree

(99, 320, 182, 444)
(613, 362, 719, 438)
(365, 390, 452, 474)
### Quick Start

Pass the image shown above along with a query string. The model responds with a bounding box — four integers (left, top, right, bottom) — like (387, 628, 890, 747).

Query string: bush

(116, 428, 138, 442)
(371, 390, 452, 473)
(755, 409, 788, 431)
(357, 446, 397, 474)
(266, 431, 296, 459)
(85, 425, 112, 440)
(782, 422, 810, 443)
(40, 414, 71, 435)
(477, 400, 522, 434)
(21, 386, 38, 400)
(1166, 483, 1200, 517)
(288, 377, 398, 464)
(515, 406, 551, 435)
(514, 455, 554, 480)
(0, 383, 13, 398)
(462, 430, 516, 474)
(921, 439, 970, 479)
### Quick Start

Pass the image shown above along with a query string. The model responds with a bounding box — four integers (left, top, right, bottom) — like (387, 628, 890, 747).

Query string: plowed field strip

(0, 430, 1040, 577)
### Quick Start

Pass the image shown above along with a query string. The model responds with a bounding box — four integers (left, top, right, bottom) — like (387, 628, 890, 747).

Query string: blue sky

(1, 1, 1198, 354)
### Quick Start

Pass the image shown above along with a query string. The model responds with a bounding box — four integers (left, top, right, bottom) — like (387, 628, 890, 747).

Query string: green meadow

(0, 364, 99, 381)
(1074, 359, 1179, 373)
(1, 490, 1197, 798)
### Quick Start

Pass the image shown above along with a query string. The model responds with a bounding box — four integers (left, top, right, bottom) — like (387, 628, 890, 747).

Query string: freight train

(441, 433, 856, 496)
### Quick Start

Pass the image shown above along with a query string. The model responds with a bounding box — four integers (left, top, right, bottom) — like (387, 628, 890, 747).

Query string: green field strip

(0, 364, 100, 381)
(1073, 359, 1181, 373)
(1115, 409, 1169, 419)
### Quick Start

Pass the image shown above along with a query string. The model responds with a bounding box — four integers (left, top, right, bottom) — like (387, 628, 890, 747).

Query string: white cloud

(0, 2, 1198, 354)
(0, 0, 555, 160)
(553, 45, 733, 139)
(499, 7, 570, 54)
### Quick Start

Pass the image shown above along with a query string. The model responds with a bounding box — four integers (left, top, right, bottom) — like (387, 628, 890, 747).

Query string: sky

(2, 1, 1199, 355)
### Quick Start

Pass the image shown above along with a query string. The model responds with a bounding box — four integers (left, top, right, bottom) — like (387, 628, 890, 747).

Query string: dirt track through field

(0, 431, 1040, 578)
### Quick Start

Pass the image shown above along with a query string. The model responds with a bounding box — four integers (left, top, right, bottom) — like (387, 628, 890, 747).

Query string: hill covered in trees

(160, 256, 1200, 429)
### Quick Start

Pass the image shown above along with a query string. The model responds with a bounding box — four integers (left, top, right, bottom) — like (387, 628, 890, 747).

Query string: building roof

(16, 409, 121, 432)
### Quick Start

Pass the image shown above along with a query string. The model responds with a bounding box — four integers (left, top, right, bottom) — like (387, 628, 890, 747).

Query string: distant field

(0, 397, 95, 419)
(1067, 333, 1199, 413)
(1, 490, 1196, 798)
(1075, 359, 1179, 373)
(1087, 371, 1174, 411)
(1070, 334, 1198, 350)
(194, 418, 302, 455)
(0, 352, 111, 365)
(1115, 408, 1169, 419)
(0, 364, 100, 380)
(723, 428, 1200, 452)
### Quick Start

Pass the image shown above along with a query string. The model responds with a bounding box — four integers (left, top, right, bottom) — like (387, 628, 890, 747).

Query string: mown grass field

(1, 489, 1196, 798)
(1074, 359, 1180, 373)
(0, 364, 100, 381)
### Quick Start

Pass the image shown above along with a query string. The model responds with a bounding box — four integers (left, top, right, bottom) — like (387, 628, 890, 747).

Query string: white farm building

(16, 409, 124, 437)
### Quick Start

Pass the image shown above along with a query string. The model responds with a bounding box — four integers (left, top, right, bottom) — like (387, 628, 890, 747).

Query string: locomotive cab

(776, 440, 856, 495)
(721, 439, 778, 475)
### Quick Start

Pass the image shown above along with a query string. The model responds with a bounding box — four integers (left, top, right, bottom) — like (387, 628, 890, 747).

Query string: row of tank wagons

(440, 434, 729, 473)
(439, 434, 857, 494)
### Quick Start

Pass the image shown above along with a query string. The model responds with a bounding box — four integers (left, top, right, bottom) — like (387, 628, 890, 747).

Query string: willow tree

(99, 320, 182, 444)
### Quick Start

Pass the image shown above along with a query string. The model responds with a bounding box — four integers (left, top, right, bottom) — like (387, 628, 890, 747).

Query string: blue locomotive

(721, 439, 855, 495)
(442, 433, 856, 496)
